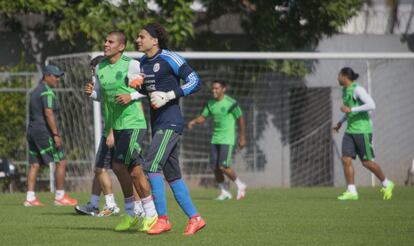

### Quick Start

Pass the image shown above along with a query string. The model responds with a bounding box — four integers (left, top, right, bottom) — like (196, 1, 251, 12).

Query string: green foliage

(0, 55, 36, 161)
(1, 0, 195, 51)
(200, 0, 365, 51)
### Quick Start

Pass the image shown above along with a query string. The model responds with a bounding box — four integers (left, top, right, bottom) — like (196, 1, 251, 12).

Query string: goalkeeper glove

(150, 91, 176, 109)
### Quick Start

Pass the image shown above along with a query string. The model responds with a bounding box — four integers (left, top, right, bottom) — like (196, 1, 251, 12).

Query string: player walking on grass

(188, 80, 247, 200)
(333, 67, 394, 201)
(95, 31, 158, 231)
(133, 23, 206, 235)
(75, 56, 121, 217)
(24, 65, 78, 207)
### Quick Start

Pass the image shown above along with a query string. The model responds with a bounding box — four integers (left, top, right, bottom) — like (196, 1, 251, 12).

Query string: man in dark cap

(24, 65, 78, 207)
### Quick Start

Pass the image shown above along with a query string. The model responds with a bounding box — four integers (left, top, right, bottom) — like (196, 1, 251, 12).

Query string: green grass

(1, 187, 414, 246)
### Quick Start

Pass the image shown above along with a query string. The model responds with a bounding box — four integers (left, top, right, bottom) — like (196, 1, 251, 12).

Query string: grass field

(1, 187, 413, 246)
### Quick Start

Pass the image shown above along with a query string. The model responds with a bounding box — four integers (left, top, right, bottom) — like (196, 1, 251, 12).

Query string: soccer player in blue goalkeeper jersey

(333, 67, 394, 201)
(133, 23, 206, 236)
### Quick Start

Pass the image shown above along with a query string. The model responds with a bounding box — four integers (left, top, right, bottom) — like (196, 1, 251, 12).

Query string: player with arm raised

(334, 67, 394, 201)
(188, 80, 247, 200)
(134, 22, 206, 236)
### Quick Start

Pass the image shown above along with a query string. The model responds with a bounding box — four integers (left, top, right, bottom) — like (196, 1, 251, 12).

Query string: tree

(0, 56, 36, 162)
(0, 0, 195, 68)
(197, 0, 365, 51)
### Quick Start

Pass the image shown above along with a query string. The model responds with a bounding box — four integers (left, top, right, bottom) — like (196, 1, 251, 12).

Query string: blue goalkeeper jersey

(139, 49, 201, 133)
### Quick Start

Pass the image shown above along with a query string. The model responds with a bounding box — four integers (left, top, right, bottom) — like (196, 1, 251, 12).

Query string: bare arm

(238, 116, 246, 149)
(333, 114, 347, 133)
(44, 108, 61, 149)
(188, 115, 206, 129)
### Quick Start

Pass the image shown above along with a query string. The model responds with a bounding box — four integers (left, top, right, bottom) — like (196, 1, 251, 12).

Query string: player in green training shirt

(92, 31, 158, 231)
(333, 67, 394, 201)
(188, 80, 247, 200)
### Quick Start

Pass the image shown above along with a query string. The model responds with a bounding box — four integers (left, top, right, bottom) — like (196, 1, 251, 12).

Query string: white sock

(90, 194, 100, 208)
(234, 178, 245, 190)
(26, 191, 36, 201)
(104, 194, 116, 208)
(347, 184, 357, 194)
(142, 196, 157, 218)
(134, 200, 145, 217)
(124, 196, 135, 217)
(382, 178, 390, 187)
(55, 190, 65, 200)
(218, 182, 227, 193)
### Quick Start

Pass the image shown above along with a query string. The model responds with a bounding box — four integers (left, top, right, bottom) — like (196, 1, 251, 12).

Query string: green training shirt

(201, 95, 243, 145)
(342, 82, 373, 134)
(97, 55, 146, 131)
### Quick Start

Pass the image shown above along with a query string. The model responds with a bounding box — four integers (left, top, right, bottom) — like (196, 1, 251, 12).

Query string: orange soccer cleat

(54, 194, 78, 206)
(146, 217, 172, 235)
(23, 198, 45, 207)
(183, 216, 206, 236)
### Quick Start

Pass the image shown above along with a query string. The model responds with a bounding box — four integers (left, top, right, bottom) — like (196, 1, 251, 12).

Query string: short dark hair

(143, 23, 169, 49)
(212, 80, 227, 88)
(89, 55, 105, 67)
(108, 31, 127, 47)
(340, 67, 359, 81)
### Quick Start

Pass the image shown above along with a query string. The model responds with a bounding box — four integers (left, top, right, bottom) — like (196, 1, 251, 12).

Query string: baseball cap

(43, 65, 64, 77)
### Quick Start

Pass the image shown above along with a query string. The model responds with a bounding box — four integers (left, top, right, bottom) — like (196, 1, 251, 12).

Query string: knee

(111, 163, 122, 175)
(362, 160, 372, 168)
(218, 166, 228, 172)
(341, 157, 352, 166)
(130, 166, 143, 180)
(94, 167, 106, 176)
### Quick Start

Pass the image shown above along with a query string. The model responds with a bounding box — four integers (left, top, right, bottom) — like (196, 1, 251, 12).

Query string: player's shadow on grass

(39, 212, 79, 216)
(37, 225, 115, 232)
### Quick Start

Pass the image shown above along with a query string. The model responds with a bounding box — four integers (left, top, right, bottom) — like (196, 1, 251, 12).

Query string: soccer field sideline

(0, 187, 413, 246)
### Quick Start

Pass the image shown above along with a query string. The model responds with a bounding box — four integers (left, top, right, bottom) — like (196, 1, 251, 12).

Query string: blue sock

(148, 173, 167, 217)
(169, 179, 198, 218)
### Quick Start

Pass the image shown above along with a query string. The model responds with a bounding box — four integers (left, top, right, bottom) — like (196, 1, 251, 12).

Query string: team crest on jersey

(115, 71, 123, 80)
(153, 63, 160, 72)
(221, 107, 226, 113)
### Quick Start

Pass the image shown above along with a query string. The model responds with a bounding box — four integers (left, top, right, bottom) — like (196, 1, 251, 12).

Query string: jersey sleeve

(201, 103, 211, 117)
(90, 65, 101, 101)
(128, 59, 147, 100)
(127, 59, 141, 78)
(40, 89, 56, 109)
(229, 102, 243, 119)
(352, 86, 376, 112)
(161, 50, 201, 97)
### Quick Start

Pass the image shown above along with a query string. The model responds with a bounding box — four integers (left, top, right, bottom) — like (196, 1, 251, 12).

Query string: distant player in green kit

(333, 67, 394, 201)
(188, 80, 247, 200)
